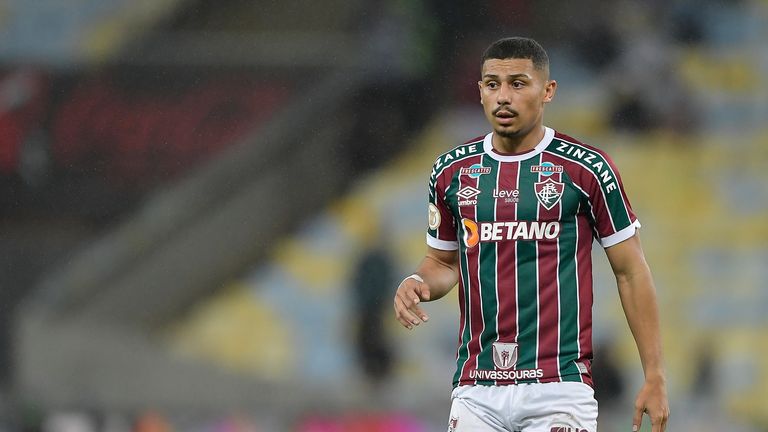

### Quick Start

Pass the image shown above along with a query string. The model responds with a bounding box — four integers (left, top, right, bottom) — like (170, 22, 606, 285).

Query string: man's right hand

(394, 274, 431, 330)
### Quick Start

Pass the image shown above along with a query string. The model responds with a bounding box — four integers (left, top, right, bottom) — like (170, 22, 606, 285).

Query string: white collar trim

(483, 127, 554, 162)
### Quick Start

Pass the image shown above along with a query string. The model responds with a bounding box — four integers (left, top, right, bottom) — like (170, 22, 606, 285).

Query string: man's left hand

(632, 377, 669, 432)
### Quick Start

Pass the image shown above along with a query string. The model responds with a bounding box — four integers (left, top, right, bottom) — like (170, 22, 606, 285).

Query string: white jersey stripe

(601, 220, 641, 247)
(426, 234, 459, 250)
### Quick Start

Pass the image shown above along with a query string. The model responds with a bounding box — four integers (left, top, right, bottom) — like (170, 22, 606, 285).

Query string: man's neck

(492, 125, 545, 154)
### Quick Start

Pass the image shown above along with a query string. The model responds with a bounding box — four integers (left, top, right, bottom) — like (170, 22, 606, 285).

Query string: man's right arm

(393, 246, 459, 330)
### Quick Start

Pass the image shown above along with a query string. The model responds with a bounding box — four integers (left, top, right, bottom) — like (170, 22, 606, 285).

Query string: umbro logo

(457, 186, 481, 200)
(457, 186, 481, 206)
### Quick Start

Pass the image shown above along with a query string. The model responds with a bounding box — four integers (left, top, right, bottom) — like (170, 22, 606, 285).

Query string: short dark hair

(481, 37, 549, 72)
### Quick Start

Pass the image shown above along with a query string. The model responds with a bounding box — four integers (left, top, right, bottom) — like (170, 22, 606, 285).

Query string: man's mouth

(494, 108, 518, 119)
(494, 109, 517, 124)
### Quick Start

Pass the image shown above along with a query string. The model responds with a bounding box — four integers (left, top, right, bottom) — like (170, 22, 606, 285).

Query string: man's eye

(512, 81, 525, 88)
(487, 82, 499, 89)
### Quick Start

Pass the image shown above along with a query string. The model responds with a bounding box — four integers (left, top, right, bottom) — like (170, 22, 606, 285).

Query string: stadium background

(1, 0, 767, 431)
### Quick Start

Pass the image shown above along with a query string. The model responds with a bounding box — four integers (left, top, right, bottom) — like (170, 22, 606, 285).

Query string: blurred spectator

(670, 3, 707, 45)
(0, 69, 50, 182)
(608, 89, 657, 132)
(691, 343, 716, 399)
(568, 5, 622, 71)
(349, 238, 397, 385)
(592, 340, 626, 408)
(605, 31, 699, 135)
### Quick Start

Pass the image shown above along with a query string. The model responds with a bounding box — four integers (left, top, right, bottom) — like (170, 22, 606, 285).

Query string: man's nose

(496, 83, 512, 104)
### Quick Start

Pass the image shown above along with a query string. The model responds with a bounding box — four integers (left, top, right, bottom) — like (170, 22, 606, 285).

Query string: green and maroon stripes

(435, 130, 638, 389)
(451, 157, 481, 386)
(555, 169, 584, 382)
(474, 155, 500, 384)
(535, 153, 565, 382)
(575, 211, 596, 387)
(513, 155, 541, 381)
(494, 160, 520, 382)
(453, 230, 472, 386)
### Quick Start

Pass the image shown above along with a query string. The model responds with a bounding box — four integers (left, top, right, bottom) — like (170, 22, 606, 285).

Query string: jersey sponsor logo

(492, 188, 519, 203)
(461, 218, 561, 247)
(555, 142, 618, 193)
(468, 368, 544, 381)
(428, 203, 441, 230)
(459, 163, 491, 178)
(492, 342, 518, 370)
(534, 178, 564, 210)
(457, 185, 481, 206)
(462, 219, 480, 248)
(531, 161, 563, 177)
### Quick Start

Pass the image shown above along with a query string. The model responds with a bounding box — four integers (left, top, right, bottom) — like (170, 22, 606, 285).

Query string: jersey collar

(483, 126, 554, 162)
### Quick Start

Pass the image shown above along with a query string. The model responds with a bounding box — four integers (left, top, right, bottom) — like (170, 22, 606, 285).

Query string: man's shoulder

(549, 130, 612, 158)
(547, 130, 625, 191)
(546, 130, 619, 169)
(429, 134, 487, 183)
(431, 134, 486, 168)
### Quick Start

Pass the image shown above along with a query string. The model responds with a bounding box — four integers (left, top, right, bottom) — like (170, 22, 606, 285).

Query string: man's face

(479, 58, 556, 139)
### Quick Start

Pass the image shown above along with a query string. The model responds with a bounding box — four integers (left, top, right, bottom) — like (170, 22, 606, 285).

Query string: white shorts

(447, 382, 598, 432)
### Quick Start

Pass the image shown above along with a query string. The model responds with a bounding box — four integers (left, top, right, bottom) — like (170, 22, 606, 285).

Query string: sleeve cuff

(426, 233, 459, 250)
(600, 219, 641, 248)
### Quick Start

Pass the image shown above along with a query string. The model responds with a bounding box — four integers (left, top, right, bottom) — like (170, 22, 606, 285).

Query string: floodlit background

(1, 0, 767, 431)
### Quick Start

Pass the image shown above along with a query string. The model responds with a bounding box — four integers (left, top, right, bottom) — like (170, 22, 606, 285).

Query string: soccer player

(393, 37, 669, 432)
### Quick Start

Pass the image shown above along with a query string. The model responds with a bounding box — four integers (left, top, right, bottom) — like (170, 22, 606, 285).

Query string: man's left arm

(605, 233, 670, 432)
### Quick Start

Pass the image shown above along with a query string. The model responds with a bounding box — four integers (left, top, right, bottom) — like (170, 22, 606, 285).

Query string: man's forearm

(617, 268, 665, 379)
(414, 252, 459, 301)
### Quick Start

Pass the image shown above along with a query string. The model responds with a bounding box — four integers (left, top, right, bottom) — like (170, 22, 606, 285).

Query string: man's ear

(544, 80, 557, 103)
(478, 81, 483, 104)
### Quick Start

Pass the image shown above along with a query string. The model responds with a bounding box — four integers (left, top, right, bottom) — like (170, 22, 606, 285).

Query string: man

(393, 37, 669, 432)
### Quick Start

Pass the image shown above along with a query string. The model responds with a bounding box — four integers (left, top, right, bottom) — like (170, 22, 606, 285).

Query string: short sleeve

(426, 161, 458, 250)
(584, 151, 641, 248)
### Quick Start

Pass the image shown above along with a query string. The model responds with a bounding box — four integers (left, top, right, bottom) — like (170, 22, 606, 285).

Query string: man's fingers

(632, 405, 643, 432)
(393, 299, 415, 329)
(396, 288, 427, 319)
(650, 409, 667, 432)
(393, 275, 431, 330)
(395, 279, 430, 321)
(405, 297, 428, 323)
(394, 295, 429, 329)
(419, 282, 431, 302)
(408, 281, 430, 319)
(394, 296, 420, 327)
(651, 416, 662, 432)
(413, 283, 430, 320)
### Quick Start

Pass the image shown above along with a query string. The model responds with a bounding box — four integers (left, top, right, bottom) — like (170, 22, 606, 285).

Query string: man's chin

(494, 127, 521, 138)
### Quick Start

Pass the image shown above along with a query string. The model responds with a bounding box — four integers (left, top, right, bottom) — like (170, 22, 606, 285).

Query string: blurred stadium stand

(3, 0, 437, 424)
(2, 0, 768, 431)
(0, 0, 181, 66)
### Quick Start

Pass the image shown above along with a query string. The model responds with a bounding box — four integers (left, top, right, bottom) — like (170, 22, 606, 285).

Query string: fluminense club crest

(492, 342, 519, 370)
(534, 178, 564, 210)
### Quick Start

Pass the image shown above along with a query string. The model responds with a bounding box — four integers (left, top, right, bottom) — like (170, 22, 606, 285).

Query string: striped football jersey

(426, 127, 640, 388)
